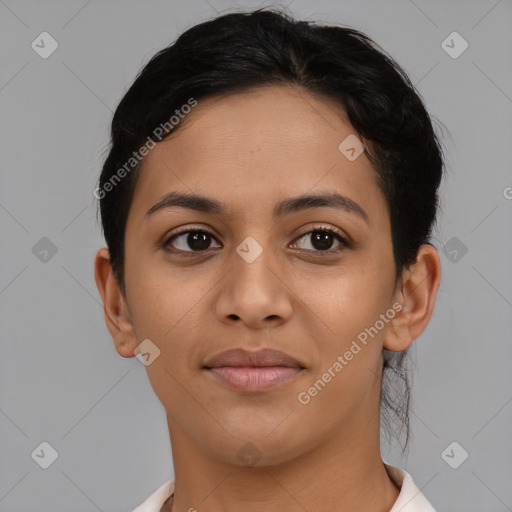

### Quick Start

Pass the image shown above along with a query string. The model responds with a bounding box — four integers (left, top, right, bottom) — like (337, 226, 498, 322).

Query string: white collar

(132, 463, 436, 512)
(385, 463, 437, 511)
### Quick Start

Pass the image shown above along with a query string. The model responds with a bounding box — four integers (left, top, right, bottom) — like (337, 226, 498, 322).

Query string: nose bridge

(235, 235, 276, 287)
(231, 232, 280, 302)
(214, 231, 293, 327)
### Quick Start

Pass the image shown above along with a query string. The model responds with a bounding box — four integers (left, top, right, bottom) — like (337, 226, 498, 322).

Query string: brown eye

(165, 230, 221, 253)
(292, 227, 349, 252)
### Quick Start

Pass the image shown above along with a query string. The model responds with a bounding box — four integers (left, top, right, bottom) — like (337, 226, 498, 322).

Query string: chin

(196, 419, 309, 468)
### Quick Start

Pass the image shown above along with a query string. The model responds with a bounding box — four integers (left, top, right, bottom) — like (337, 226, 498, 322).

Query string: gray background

(1, 0, 511, 511)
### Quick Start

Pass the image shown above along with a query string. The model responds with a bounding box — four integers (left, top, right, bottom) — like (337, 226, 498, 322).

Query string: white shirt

(132, 463, 436, 512)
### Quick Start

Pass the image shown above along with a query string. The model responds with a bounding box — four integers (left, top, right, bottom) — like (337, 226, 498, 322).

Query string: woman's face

(121, 85, 401, 465)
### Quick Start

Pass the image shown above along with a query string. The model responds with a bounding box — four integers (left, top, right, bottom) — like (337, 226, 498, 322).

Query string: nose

(214, 243, 293, 330)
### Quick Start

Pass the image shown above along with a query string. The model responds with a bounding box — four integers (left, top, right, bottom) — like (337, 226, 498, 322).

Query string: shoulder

(130, 466, 436, 512)
(131, 479, 174, 512)
(385, 463, 437, 512)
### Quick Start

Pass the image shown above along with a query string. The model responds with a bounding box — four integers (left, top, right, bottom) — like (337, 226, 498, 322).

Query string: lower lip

(205, 366, 303, 392)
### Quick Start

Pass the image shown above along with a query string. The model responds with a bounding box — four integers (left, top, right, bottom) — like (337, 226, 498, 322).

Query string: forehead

(128, 85, 388, 226)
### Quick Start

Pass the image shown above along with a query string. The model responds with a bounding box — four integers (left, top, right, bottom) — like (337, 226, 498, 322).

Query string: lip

(203, 348, 306, 392)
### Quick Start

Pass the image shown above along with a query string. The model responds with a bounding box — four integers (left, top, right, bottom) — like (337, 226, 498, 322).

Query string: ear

(384, 244, 442, 351)
(94, 247, 138, 358)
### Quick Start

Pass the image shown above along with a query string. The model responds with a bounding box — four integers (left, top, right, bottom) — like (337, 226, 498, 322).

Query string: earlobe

(384, 244, 441, 352)
(94, 247, 138, 358)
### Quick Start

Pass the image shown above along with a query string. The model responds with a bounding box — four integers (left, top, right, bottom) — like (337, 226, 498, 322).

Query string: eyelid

(166, 224, 217, 238)
(294, 223, 350, 245)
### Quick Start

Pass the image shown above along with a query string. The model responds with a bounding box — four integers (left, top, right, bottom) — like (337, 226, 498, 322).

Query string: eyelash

(162, 225, 351, 255)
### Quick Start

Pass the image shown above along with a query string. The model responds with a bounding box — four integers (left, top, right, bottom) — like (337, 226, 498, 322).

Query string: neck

(165, 415, 400, 512)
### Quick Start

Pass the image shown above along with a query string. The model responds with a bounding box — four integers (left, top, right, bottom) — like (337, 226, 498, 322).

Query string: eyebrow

(146, 191, 370, 225)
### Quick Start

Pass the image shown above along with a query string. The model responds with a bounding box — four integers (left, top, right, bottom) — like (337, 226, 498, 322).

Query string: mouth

(202, 347, 306, 392)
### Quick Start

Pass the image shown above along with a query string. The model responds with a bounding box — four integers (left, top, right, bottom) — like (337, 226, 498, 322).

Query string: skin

(95, 85, 441, 512)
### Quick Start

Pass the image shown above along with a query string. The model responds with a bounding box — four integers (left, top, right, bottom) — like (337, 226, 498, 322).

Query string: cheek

(125, 265, 219, 390)
(294, 258, 394, 400)
(296, 263, 391, 340)
(295, 273, 389, 411)
(124, 248, 208, 337)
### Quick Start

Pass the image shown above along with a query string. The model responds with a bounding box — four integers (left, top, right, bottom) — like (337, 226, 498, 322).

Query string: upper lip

(203, 348, 305, 368)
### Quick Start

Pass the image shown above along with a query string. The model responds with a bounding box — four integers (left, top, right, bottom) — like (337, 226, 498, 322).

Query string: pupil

(312, 231, 333, 250)
(189, 232, 210, 251)
(184, 231, 335, 252)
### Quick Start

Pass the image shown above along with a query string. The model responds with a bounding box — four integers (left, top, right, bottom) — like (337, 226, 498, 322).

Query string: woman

(94, 8, 443, 511)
